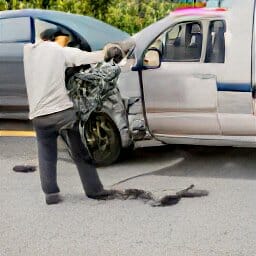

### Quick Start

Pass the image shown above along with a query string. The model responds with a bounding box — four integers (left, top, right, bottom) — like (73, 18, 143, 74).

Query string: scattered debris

(97, 184, 209, 207)
(13, 165, 36, 173)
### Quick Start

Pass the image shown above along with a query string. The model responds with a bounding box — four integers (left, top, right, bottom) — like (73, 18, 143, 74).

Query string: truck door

(141, 21, 221, 141)
(215, 3, 255, 136)
(0, 17, 33, 118)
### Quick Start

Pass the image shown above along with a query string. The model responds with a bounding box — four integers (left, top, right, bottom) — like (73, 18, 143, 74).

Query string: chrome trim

(154, 133, 256, 147)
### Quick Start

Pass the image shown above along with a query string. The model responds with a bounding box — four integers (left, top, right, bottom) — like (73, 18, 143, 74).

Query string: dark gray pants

(32, 108, 103, 196)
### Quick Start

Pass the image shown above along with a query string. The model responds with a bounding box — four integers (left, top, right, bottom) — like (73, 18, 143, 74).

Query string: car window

(205, 20, 226, 63)
(34, 19, 72, 43)
(0, 17, 32, 43)
(34, 18, 90, 51)
(161, 22, 203, 62)
(34, 19, 57, 42)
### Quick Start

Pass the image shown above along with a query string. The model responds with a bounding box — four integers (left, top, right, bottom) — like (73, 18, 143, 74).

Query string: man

(23, 27, 124, 205)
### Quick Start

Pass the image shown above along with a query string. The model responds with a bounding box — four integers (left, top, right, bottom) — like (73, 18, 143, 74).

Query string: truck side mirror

(143, 48, 161, 69)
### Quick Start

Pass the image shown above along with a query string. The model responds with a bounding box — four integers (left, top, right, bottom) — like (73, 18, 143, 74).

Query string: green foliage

(106, 0, 176, 34)
(0, 0, 8, 10)
(0, 0, 179, 34)
(86, 0, 112, 19)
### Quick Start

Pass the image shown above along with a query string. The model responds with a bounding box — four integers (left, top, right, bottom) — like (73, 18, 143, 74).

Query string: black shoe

(86, 189, 117, 200)
(45, 193, 62, 205)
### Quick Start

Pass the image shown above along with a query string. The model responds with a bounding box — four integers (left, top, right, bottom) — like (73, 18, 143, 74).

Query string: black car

(0, 9, 130, 119)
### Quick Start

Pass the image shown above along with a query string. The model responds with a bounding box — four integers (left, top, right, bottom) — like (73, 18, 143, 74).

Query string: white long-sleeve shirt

(23, 41, 104, 119)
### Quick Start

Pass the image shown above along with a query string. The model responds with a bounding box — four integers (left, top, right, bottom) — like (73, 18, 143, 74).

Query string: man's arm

(63, 38, 135, 67)
(63, 47, 104, 67)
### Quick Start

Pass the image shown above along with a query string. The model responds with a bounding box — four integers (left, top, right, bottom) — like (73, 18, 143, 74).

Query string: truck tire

(82, 113, 122, 166)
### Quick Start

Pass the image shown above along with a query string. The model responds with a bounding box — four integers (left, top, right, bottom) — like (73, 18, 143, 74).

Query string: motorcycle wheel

(82, 113, 121, 166)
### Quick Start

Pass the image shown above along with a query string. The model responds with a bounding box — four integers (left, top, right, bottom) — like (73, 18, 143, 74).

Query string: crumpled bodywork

(66, 61, 131, 148)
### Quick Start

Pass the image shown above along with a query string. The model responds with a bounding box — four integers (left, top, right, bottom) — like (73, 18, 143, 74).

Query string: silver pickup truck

(108, 0, 256, 165)
(74, 0, 256, 165)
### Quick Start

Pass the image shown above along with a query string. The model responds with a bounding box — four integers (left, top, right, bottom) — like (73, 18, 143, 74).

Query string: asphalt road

(1, 134, 256, 255)
(0, 119, 33, 131)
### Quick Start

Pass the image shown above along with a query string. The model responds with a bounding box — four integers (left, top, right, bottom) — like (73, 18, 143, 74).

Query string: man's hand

(104, 39, 136, 63)
(104, 43, 124, 63)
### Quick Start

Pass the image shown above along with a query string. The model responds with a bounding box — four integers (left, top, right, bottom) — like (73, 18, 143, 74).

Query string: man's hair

(40, 27, 70, 41)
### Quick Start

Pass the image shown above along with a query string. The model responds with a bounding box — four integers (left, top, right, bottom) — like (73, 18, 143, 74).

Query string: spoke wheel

(83, 113, 121, 166)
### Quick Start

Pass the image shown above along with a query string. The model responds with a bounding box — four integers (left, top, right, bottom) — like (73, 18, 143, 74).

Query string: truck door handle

(194, 74, 216, 79)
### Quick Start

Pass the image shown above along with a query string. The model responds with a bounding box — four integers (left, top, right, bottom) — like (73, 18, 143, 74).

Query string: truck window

(161, 22, 203, 62)
(205, 20, 226, 63)
(206, 0, 232, 8)
(0, 17, 32, 43)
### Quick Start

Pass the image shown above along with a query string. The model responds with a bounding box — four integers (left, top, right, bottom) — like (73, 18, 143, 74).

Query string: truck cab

(118, 0, 256, 148)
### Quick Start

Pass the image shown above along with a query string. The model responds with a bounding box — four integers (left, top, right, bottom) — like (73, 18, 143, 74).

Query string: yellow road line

(0, 130, 36, 137)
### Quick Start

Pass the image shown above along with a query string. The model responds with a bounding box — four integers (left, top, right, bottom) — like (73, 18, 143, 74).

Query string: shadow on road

(4, 118, 255, 181)
(0, 119, 33, 130)
(123, 144, 256, 180)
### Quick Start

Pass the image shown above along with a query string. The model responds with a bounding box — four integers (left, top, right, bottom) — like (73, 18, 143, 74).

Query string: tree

(86, 0, 112, 19)
(0, 0, 8, 10)
(0, 0, 179, 34)
(105, 0, 175, 34)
